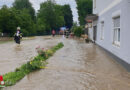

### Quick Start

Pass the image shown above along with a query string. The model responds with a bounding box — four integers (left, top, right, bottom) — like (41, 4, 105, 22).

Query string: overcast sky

(0, 0, 79, 22)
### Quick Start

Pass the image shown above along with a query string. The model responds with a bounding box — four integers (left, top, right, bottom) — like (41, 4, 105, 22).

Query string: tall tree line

(0, 0, 73, 36)
(76, 0, 92, 25)
(37, 0, 73, 35)
(0, 0, 36, 36)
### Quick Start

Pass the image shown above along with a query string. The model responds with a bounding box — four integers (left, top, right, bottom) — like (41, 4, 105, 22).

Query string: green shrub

(71, 26, 84, 37)
(74, 26, 84, 37)
(51, 42, 64, 52)
(33, 55, 45, 61)
(3, 71, 25, 86)
(46, 50, 53, 56)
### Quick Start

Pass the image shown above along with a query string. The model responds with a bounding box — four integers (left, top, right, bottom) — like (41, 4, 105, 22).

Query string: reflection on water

(2, 37, 130, 90)
(14, 45, 22, 51)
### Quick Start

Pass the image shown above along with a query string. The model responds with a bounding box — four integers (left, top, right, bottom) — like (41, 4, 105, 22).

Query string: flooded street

(0, 36, 60, 75)
(2, 37, 130, 90)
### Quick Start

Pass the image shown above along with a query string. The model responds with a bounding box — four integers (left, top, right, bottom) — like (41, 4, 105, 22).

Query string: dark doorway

(93, 26, 97, 43)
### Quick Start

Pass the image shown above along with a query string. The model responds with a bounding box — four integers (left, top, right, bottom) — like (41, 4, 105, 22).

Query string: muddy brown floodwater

(2, 37, 130, 90)
(0, 36, 60, 75)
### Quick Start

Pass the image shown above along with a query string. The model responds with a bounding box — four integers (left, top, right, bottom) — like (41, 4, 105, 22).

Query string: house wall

(93, 0, 122, 15)
(90, 0, 130, 64)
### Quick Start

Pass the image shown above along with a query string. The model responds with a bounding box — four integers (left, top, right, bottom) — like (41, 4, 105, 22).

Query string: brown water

(0, 36, 60, 75)
(2, 37, 130, 90)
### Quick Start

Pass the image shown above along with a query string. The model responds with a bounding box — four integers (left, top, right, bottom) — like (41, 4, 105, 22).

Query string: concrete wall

(90, 0, 130, 64)
(93, 0, 122, 15)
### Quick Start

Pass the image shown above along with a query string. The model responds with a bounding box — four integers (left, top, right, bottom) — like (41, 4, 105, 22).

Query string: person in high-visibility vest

(14, 27, 22, 44)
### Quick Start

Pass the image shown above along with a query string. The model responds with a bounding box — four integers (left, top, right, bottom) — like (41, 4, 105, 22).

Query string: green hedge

(3, 42, 64, 86)
(72, 26, 84, 37)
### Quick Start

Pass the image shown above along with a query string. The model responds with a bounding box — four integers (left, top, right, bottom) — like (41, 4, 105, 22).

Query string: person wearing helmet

(14, 27, 22, 44)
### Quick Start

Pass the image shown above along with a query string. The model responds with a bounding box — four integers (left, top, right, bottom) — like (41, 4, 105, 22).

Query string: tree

(17, 9, 36, 36)
(37, 0, 69, 34)
(54, 4, 65, 29)
(0, 5, 19, 36)
(62, 5, 73, 29)
(36, 18, 46, 35)
(76, 0, 92, 25)
(37, 0, 73, 35)
(0, 5, 36, 36)
(13, 0, 37, 36)
(37, 0, 57, 34)
(13, 0, 36, 21)
(0, 0, 73, 36)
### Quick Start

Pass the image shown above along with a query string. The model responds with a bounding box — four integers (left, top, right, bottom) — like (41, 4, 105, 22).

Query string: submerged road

(0, 36, 60, 75)
(1, 36, 130, 90)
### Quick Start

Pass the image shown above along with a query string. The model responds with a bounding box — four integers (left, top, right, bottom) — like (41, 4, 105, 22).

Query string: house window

(113, 16, 120, 46)
(94, 0, 96, 9)
(100, 21, 104, 40)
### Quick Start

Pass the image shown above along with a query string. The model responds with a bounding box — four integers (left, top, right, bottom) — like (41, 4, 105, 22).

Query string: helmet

(17, 27, 20, 30)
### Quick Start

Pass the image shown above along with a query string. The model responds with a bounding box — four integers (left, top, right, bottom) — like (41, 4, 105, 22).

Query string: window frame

(100, 21, 104, 40)
(113, 16, 120, 46)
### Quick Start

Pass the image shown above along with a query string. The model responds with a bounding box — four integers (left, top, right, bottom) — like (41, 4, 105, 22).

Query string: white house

(86, 0, 130, 71)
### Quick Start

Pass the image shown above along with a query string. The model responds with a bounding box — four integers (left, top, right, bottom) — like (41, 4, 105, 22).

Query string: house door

(93, 26, 97, 43)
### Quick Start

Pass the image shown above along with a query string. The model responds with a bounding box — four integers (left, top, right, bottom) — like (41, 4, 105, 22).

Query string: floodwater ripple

(2, 37, 130, 90)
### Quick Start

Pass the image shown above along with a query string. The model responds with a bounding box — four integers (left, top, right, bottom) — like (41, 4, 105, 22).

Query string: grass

(2, 42, 64, 87)
(0, 41, 12, 44)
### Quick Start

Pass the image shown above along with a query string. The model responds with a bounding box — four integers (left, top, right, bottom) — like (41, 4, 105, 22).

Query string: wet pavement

(2, 37, 130, 90)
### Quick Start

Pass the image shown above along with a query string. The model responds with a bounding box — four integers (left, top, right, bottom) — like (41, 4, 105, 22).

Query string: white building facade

(88, 0, 130, 70)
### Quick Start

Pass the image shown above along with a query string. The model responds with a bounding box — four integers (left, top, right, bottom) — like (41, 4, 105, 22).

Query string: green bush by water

(71, 26, 84, 37)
